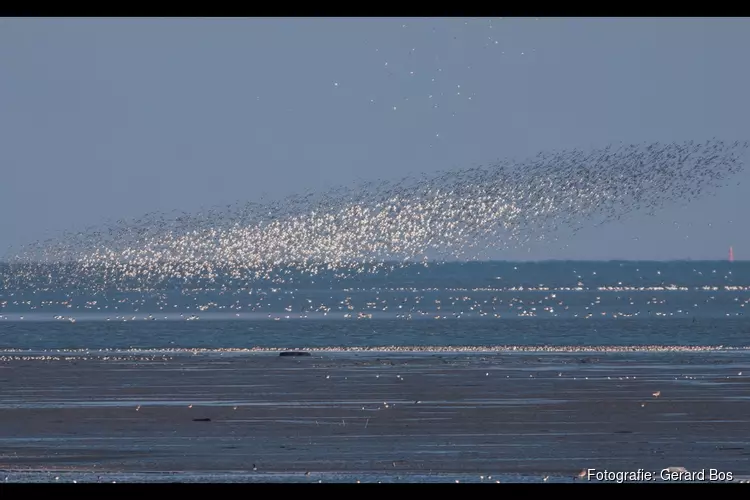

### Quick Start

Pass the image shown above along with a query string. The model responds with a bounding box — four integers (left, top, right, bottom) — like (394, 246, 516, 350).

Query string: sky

(1, 17, 748, 261)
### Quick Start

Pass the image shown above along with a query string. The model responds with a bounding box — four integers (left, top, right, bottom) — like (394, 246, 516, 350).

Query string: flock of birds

(1, 139, 747, 292)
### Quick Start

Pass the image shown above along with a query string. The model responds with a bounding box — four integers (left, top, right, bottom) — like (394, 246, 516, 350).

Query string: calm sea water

(1, 260, 748, 350)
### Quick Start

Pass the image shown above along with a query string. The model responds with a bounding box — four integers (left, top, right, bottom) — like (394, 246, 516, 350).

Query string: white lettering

(584, 469, 653, 483)
(582, 468, 733, 483)
(709, 469, 732, 481)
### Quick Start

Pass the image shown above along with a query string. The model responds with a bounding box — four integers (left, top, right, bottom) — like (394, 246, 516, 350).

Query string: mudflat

(0, 350, 748, 482)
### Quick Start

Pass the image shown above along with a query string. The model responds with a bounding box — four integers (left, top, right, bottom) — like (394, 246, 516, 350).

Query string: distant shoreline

(1, 345, 749, 358)
(0, 259, 745, 266)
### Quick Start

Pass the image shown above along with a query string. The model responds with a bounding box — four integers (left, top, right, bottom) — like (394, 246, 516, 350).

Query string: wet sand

(1, 350, 749, 482)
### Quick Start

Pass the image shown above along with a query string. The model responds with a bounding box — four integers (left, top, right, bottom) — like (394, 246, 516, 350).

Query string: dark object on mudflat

(579, 358, 599, 364)
(192, 418, 211, 422)
(279, 351, 311, 357)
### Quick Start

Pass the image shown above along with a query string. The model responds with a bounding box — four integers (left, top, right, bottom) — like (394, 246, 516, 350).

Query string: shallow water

(0, 470, 574, 483)
(3, 261, 750, 482)
(1, 261, 750, 351)
(1, 352, 749, 482)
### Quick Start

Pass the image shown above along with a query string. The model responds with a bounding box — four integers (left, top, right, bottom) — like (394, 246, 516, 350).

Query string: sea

(1, 260, 748, 352)
(2, 259, 750, 484)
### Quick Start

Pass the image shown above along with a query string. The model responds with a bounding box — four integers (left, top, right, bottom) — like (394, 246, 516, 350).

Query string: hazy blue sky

(1, 17, 748, 260)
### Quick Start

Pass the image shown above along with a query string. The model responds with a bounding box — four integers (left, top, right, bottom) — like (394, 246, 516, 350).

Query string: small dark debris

(192, 418, 211, 422)
(579, 358, 599, 364)
(279, 351, 311, 357)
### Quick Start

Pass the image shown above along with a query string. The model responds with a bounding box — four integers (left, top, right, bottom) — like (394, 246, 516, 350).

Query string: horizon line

(0, 258, 744, 266)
